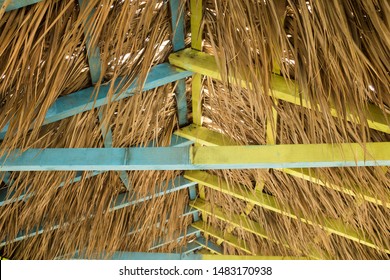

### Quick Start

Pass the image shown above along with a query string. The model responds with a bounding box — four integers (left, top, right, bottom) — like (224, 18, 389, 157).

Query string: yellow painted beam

(185, 171, 390, 254)
(190, 0, 202, 51)
(281, 168, 390, 208)
(201, 255, 308, 260)
(192, 74, 203, 126)
(175, 124, 237, 146)
(195, 238, 223, 255)
(192, 221, 254, 254)
(176, 124, 390, 208)
(192, 143, 390, 168)
(190, 0, 203, 126)
(266, 101, 279, 145)
(169, 49, 390, 134)
(191, 199, 325, 259)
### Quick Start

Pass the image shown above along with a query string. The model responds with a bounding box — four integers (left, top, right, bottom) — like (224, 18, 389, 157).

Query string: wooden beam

(185, 170, 390, 254)
(176, 124, 390, 208)
(1, 142, 390, 171)
(169, 49, 390, 134)
(1, 0, 42, 12)
(192, 221, 254, 254)
(190, 199, 324, 259)
(0, 64, 193, 139)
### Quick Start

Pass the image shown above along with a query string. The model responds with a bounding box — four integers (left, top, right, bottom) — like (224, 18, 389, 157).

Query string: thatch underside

(0, 0, 389, 259)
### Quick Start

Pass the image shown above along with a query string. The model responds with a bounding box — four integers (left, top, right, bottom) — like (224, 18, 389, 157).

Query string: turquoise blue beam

(1, 143, 390, 171)
(149, 226, 200, 251)
(196, 237, 223, 254)
(0, 176, 195, 246)
(188, 184, 199, 221)
(0, 136, 192, 206)
(0, 147, 192, 171)
(182, 240, 203, 254)
(0, 63, 192, 139)
(87, 252, 201, 260)
(98, 111, 130, 190)
(0, 172, 12, 185)
(78, 0, 101, 84)
(0, 171, 102, 206)
(169, 0, 185, 52)
(126, 206, 198, 236)
(169, 0, 188, 126)
(174, 80, 188, 126)
(25, 207, 199, 257)
(1, 0, 42, 11)
(110, 176, 196, 211)
(57, 207, 199, 259)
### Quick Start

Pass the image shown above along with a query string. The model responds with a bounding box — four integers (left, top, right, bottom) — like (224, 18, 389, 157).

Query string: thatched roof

(0, 0, 389, 259)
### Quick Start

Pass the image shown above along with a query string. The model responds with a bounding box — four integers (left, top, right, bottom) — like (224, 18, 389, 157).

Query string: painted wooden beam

(202, 255, 308, 260)
(169, 0, 188, 126)
(195, 236, 223, 255)
(169, 49, 390, 134)
(169, 0, 185, 52)
(185, 170, 390, 254)
(0, 176, 195, 246)
(1, 0, 42, 11)
(79, 252, 202, 260)
(176, 124, 390, 208)
(192, 143, 390, 168)
(190, 0, 202, 51)
(0, 136, 192, 207)
(74, 251, 298, 260)
(78, 0, 101, 84)
(191, 199, 325, 259)
(181, 241, 203, 254)
(0, 63, 193, 139)
(126, 206, 198, 237)
(149, 226, 200, 250)
(190, 0, 203, 126)
(0, 171, 102, 206)
(175, 124, 237, 146)
(98, 111, 130, 190)
(192, 221, 254, 254)
(110, 176, 196, 211)
(1, 142, 390, 171)
(0, 171, 13, 185)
